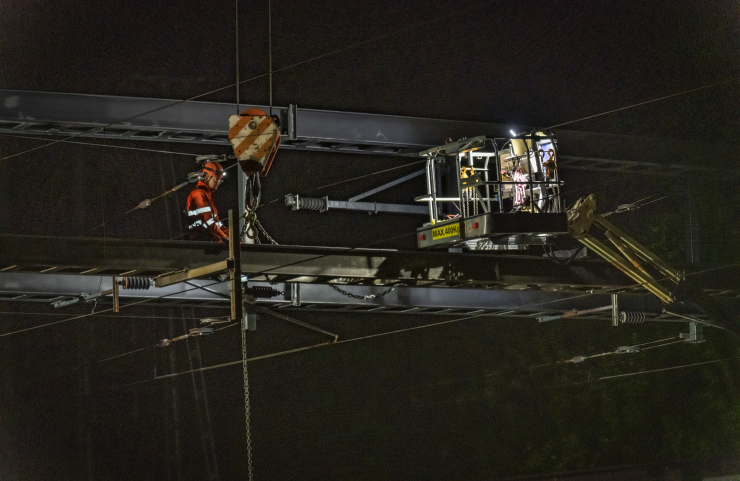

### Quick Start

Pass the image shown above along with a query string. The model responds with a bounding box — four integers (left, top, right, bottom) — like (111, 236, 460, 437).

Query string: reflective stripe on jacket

(185, 181, 229, 242)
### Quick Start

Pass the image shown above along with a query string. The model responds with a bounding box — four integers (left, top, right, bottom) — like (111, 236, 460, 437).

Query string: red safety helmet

(203, 161, 225, 179)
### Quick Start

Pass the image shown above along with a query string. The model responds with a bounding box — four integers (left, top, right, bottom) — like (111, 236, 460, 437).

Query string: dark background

(2, 1, 740, 480)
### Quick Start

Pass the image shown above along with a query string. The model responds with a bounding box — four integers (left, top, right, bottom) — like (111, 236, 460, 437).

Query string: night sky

(2, 1, 740, 480)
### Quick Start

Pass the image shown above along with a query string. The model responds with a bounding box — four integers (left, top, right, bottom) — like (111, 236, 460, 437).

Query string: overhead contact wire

(546, 76, 740, 130)
(0, 132, 200, 156)
(261, 159, 427, 206)
(0, 279, 229, 338)
(82, 160, 240, 237)
(61, 255, 740, 390)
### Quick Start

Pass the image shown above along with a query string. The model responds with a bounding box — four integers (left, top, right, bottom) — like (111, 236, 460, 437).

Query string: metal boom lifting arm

(567, 195, 740, 336)
(567, 195, 681, 304)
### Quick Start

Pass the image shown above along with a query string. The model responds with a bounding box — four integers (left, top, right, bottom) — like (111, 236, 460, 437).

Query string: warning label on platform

(432, 223, 460, 240)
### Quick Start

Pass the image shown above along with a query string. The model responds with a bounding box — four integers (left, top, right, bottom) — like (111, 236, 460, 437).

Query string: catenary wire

(546, 76, 740, 130)
(598, 356, 740, 381)
(0, 279, 228, 338)
(79, 160, 240, 237)
(101, 256, 740, 384)
(640, 339, 687, 351)
(165, 160, 426, 239)
(235, 0, 239, 114)
(0, 312, 206, 320)
(0, 1, 496, 164)
(42, 255, 740, 394)
(62, 352, 739, 400)
(261, 159, 428, 206)
(0, 132, 201, 156)
(167, 160, 426, 240)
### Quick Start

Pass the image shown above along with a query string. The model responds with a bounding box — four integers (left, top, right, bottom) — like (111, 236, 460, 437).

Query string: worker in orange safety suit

(186, 161, 229, 242)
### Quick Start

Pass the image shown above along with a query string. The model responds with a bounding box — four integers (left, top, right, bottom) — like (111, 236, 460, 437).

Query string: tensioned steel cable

(16, 248, 739, 398)
(168, 160, 425, 239)
(48, 340, 740, 398)
(47, 352, 738, 403)
(79, 160, 240, 237)
(235, 0, 240, 115)
(0, 0, 497, 163)
(97, 258, 740, 384)
(30, 255, 740, 397)
(598, 356, 740, 381)
(260, 159, 428, 207)
(0, 131, 216, 237)
(0, 312, 205, 320)
(534, 356, 740, 390)
(0, 132, 201, 156)
(91, 317, 495, 388)
(545, 76, 740, 130)
(73, 137, 421, 237)
(0, 279, 229, 338)
(268, 0, 272, 118)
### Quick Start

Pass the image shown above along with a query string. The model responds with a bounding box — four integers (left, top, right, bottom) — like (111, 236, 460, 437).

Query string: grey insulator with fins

(118, 277, 152, 290)
(619, 311, 646, 324)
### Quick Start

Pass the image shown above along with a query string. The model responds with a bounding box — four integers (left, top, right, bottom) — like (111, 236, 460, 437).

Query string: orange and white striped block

(228, 109, 280, 174)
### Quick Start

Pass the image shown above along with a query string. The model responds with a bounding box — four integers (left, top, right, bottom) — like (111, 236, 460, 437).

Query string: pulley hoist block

(228, 108, 281, 178)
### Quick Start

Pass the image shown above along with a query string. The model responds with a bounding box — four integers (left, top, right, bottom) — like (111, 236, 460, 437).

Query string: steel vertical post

(229, 210, 243, 322)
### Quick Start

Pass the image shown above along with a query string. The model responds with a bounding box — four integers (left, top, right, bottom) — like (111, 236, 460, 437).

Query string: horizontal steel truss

(2, 90, 740, 175)
(2, 235, 739, 297)
(1, 272, 724, 324)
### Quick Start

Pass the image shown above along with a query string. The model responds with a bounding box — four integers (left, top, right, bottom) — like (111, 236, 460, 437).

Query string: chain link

(330, 284, 396, 300)
(254, 218, 279, 245)
(240, 212, 279, 246)
(240, 301, 254, 481)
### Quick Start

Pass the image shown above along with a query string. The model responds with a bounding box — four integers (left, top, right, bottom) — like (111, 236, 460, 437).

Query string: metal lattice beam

(2, 235, 739, 296)
(0, 234, 635, 291)
(3, 90, 740, 175)
(2, 272, 730, 323)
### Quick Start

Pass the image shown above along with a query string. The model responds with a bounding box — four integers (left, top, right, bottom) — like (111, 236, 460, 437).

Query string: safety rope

(241, 300, 254, 481)
(330, 284, 396, 300)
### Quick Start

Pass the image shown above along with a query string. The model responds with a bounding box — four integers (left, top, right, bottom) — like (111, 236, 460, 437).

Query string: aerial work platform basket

(415, 134, 568, 250)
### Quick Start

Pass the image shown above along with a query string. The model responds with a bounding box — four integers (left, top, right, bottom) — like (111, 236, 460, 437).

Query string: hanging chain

(254, 218, 279, 245)
(240, 213, 279, 246)
(473, 188, 478, 216)
(330, 284, 396, 300)
(240, 301, 254, 481)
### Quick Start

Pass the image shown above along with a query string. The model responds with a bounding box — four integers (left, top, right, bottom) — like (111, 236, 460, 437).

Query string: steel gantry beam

(2, 234, 739, 296)
(1, 272, 731, 324)
(3, 90, 740, 175)
(0, 234, 639, 291)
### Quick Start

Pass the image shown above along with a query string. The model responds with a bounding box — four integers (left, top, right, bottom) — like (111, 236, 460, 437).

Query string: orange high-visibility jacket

(186, 180, 229, 242)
